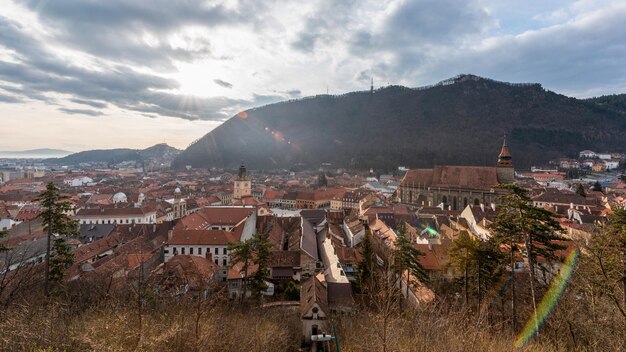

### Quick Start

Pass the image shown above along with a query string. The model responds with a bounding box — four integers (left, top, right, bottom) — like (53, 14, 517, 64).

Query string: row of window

(170, 246, 227, 256)
(82, 217, 152, 225)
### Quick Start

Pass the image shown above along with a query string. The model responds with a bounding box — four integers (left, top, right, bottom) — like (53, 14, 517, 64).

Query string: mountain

(0, 148, 72, 158)
(585, 94, 626, 115)
(173, 74, 626, 170)
(45, 143, 180, 166)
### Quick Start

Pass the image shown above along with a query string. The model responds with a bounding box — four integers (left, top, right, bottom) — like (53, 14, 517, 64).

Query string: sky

(0, 0, 625, 152)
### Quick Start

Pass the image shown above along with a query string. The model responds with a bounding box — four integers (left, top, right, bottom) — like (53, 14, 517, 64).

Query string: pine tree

(36, 182, 78, 297)
(228, 233, 273, 302)
(0, 229, 8, 253)
(393, 229, 427, 304)
(318, 173, 328, 188)
(356, 229, 375, 294)
(490, 184, 564, 332)
(448, 234, 505, 312)
(592, 181, 603, 192)
(227, 239, 253, 303)
(448, 232, 479, 306)
(249, 233, 272, 298)
(576, 184, 586, 197)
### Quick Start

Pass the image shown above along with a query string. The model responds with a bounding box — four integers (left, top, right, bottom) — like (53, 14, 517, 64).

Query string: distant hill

(0, 148, 72, 158)
(45, 143, 180, 166)
(173, 74, 626, 171)
(585, 94, 626, 115)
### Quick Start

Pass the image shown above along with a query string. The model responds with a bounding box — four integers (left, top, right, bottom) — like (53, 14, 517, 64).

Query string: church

(398, 139, 514, 211)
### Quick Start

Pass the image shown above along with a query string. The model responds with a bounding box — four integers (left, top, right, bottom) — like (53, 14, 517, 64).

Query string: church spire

(370, 77, 374, 94)
(498, 135, 512, 164)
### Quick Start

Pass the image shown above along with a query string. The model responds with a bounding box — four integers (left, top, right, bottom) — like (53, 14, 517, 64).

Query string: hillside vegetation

(44, 143, 180, 165)
(173, 75, 626, 170)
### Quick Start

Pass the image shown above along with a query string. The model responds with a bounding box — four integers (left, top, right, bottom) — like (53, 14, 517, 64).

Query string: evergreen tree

(356, 229, 375, 294)
(249, 233, 272, 298)
(448, 232, 479, 306)
(592, 181, 603, 192)
(393, 229, 427, 303)
(36, 182, 78, 297)
(227, 239, 253, 303)
(490, 184, 564, 331)
(576, 184, 587, 198)
(448, 234, 505, 311)
(318, 173, 328, 187)
(0, 229, 8, 253)
(228, 233, 273, 302)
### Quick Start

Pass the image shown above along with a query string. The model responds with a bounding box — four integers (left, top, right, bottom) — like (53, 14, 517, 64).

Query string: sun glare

(174, 62, 217, 97)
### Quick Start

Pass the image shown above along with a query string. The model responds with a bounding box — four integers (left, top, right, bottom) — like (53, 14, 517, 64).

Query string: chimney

(167, 229, 173, 241)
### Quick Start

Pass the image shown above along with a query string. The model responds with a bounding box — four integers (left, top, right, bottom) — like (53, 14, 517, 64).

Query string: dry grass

(0, 300, 301, 352)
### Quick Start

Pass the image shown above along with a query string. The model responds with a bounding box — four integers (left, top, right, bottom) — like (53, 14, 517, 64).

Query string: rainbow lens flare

(514, 249, 579, 348)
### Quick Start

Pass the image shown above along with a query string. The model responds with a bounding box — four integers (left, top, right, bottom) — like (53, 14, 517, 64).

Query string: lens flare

(514, 249, 579, 348)
(237, 111, 248, 119)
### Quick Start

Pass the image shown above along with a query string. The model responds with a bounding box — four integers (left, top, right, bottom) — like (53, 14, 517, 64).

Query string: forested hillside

(173, 75, 626, 170)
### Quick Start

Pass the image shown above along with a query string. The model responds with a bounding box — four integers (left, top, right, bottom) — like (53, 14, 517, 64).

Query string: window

(223, 258, 227, 266)
(164, 249, 169, 254)
(190, 248, 193, 255)
(223, 248, 227, 255)
(181, 247, 185, 255)
(198, 248, 202, 255)
(214, 248, 218, 255)
(215, 259, 218, 265)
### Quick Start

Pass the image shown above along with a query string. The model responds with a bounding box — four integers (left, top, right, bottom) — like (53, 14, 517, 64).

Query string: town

(1, 140, 625, 351)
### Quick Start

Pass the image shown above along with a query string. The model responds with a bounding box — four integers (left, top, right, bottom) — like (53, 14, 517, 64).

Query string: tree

(448, 233, 505, 313)
(489, 184, 564, 332)
(317, 173, 328, 188)
(592, 181, 603, 192)
(356, 229, 375, 294)
(580, 209, 626, 321)
(448, 232, 479, 307)
(393, 229, 427, 304)
(249, 233, 272, 298)
(0, 229, 7, 253)
(228, 233, 273, 302)
(576, 184, 586, 198)
(36, 182, 78, 297)
(227, 240, 253, 303)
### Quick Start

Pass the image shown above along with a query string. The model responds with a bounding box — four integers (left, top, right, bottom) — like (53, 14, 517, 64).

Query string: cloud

(291, 1, 359, 52)
(69, 98, 108, 109)
(0, 94, 22, 103)
(20, 0, 248, 69)
(59, 108, 104, 116)
(214, 79, 233, 89)
(0, 15, 255, 120)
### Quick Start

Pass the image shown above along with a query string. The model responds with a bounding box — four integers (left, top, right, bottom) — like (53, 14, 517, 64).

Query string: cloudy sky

(0, 0, 625, 152)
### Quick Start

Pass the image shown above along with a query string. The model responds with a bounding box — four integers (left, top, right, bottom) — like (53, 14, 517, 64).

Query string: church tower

(496, 137, 514, 184)
(233, 162, 252, 199)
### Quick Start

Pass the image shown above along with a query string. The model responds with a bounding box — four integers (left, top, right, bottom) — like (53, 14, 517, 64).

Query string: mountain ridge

(173, 74, 626, 170)
(44, 143, 180, 165)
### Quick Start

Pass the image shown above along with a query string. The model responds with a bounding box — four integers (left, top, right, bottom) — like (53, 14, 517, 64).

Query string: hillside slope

(173, 75, 626, 170)
(46, 143, 180, 165)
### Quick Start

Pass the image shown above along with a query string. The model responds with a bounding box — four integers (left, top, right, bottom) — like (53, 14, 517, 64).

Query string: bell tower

(233, 162, 252, 199)
(496, 136, 514, 184)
